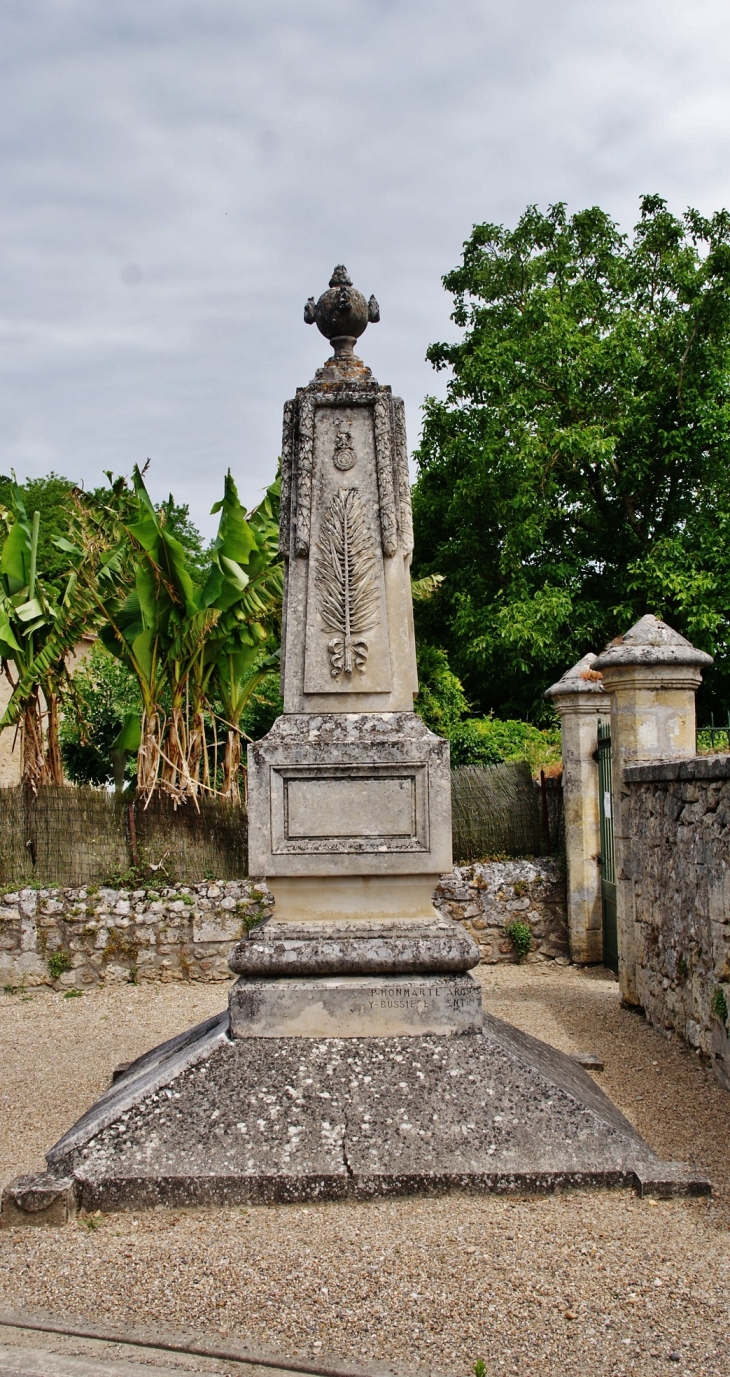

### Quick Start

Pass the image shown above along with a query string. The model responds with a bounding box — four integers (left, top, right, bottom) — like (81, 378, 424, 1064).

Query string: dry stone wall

(0, 859, 569, 990)
(0, 881, 274, 990)
(433, 858, 569, 964)
(623, 755, 730, 1081)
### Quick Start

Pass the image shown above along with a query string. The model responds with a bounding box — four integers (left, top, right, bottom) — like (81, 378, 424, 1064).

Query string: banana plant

(198, 471, 283, 800)
(0, 483, 91, 789)
(60, 465, 282, 804)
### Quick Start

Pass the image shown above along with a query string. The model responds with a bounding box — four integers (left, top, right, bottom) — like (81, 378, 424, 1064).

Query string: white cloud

(1, 0, 730, 530)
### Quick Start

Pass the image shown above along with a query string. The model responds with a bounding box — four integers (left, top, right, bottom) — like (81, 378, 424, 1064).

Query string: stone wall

(433, 858, 569, 964)
(0, 859, 569, 990)
(623, 755, 730, 1080)
(0, 881, 274, 990)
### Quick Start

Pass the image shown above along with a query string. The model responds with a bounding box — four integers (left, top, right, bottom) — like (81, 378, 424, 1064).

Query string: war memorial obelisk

(1, 270, 707, 1223)
(229, 264, 481, 1039)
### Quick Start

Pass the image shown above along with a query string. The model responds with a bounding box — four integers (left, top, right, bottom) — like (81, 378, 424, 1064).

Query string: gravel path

(2, 965, 730, 1377)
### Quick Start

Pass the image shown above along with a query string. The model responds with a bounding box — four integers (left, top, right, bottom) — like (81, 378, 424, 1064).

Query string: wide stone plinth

(229, 973, 483, 1038)
(32, 1010, 709, 1215)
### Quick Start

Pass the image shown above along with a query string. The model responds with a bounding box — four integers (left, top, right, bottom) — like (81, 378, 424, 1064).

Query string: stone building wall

(623, 755, 730, 1079)
(0, 859, 569, 990)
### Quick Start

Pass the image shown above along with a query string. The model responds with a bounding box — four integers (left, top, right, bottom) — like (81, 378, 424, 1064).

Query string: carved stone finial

(303, 266, 380, 366)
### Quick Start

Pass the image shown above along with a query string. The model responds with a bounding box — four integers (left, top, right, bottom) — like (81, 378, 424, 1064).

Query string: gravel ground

(2, 965, 730, 1377)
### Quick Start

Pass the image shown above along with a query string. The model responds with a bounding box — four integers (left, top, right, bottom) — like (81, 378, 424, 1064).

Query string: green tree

(155, 493, 209, 583)
(60, 644, 142, 787)
(0, 474, 75, 592)
(414, 643, 471, 736)
(205, 473, 282, 800)
(59, 466, 282, 802)
(413, 196, 730, 720)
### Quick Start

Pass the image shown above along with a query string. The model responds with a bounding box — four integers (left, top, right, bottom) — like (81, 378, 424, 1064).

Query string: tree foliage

(413, 196, 730, 719)
(0, 473, 76, 592)
(414, 643, 561, 772)
(60, 644, 142, 787)
(0, 464, 282, 801)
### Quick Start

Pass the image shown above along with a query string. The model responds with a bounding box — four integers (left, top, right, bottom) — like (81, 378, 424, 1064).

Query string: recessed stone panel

(269, 759, 430, 856)
(248, 713, 451, 875)
(286, 773, 414, 839)
(303, 406, 393, 696)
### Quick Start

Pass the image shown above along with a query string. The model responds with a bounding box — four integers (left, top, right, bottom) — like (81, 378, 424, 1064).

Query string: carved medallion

(332, 424, 356, 471)
(316, 487, 379, 677)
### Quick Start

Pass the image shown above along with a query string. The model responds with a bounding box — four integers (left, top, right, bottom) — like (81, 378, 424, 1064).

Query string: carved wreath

(315, 487, 379, 677)
(333, 424, 356, 471)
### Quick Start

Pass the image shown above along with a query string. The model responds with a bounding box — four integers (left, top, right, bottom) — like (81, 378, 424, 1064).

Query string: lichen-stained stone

(192, 912, 242, 944)
(247, 711, 451, 881)
(0, 1172, 76, 1227)
(622, 755, 730, 1080)
(0, 879, 274, 988)
(228, 973, 483, 1038)
(252, 276, 451, 910)
(433, 859, 568, 964)
(43, 1013, 708, 1211)
(229, 918, 478, 978)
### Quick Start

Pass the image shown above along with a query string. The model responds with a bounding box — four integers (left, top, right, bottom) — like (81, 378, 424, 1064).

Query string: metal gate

(597, 719, 619, 973)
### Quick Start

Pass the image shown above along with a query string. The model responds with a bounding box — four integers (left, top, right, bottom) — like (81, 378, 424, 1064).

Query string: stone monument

(231, 264, 480, 1039)
(0, 272, 709, 1223)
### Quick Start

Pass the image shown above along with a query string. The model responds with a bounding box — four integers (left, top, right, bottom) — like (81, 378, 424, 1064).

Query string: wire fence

(0, 764, 561, 886)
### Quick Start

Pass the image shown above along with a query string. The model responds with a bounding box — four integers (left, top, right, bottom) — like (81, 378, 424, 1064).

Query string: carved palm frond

(316, 487, 379, 675)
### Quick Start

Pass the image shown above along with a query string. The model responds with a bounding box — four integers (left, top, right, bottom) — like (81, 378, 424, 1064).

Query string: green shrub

(711, 987, 728, 1024)
(413, 643, 562, 774)
(414, 644, 471, 737)
(450, 716, 561, 773)
(505, 920, 533, 962)
(48, 949, 73, 980)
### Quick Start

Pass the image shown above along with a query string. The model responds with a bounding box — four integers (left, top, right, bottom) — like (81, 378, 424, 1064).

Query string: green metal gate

(597, 719, 619, 973)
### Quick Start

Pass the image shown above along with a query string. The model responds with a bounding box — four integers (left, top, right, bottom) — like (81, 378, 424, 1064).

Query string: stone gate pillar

(593, 616, 712, 1007)
(545, 654, 611, 964)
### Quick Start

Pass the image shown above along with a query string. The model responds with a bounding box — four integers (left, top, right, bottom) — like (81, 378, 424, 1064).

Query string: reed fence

(0, 763, 561, 886)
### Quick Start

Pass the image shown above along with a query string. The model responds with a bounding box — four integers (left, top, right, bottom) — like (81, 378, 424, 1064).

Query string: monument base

(229, 973, 483, 1038)
(228, 916, 480, 978)
(0, 1009, 707, 1223)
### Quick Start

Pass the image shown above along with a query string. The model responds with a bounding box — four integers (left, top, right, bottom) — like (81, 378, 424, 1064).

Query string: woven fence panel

(133, 793, 247, 882)
(0, 787, 128, 888)
(0, 786, 247, 888)
(539, 775, 565, 854)
(0, 767, 549, 885)
(451, 761, 542, 863)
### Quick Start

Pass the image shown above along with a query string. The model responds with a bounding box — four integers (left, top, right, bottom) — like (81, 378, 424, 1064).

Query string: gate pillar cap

(593, 615, 713, 671)
(545, 653, 611, 706)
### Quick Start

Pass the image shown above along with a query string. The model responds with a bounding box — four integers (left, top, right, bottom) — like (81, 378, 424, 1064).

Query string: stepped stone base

(0, 1009, 704, 1220)
(228, 917, 479, 978)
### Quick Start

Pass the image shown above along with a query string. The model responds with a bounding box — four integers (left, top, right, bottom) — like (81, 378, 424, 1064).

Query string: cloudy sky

(2, 0, 730, 534)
